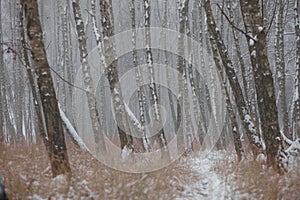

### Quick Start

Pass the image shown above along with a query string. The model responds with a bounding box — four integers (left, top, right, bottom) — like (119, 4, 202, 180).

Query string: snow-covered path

(177, 152, 231, 200)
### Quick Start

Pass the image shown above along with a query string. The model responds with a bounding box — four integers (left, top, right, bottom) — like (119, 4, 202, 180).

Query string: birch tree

(144, 0, 170, 158)
(0, 0, 4, 143)
(193, 1, 211, 143)
(275, 0, 289, 136)
(292, 0, 300, 139)
(130, 0, 149, 152)
(204, 0, 262, 156)
(207, 22, 243, 160)
(24, 0, 71, 177)
(72, 0, 106, 154)
(99, 0, 134, 153)
(177, 0, 189, 152)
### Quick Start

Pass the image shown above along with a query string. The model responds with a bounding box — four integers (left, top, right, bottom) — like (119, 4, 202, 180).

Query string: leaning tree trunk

(204, 0, 262, 156)
(24, 0, 71, 177)
(239, 0, 284, 172)
(207, 18, 243, 161)
(19, 0, 45, 145)
(72, 0, 107, 154)
(99, 0, 133, 153)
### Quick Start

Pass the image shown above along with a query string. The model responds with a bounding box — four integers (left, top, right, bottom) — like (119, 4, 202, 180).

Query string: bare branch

(216, 3, 254, 40)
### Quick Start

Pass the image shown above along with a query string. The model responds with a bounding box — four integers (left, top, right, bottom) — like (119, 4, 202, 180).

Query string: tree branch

(216, 3, 254, 40)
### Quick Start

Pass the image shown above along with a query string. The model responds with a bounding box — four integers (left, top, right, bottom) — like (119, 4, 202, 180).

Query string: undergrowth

(0, 141, 195, 199)
(214, 152, 300, 200)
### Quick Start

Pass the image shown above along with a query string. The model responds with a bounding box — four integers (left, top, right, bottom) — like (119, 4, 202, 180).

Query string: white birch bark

(292, 0, 300, 139)
(275, 0, 289, 136)
(72, 0, 106, 153)
(130, 0, 149, 152)
(99, 0, 134, 153)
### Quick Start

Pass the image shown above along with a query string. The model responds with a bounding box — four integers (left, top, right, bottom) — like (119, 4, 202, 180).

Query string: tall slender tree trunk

(162, 0, 178, 143)
(0, 0, 4, 143)
(239, 0, 284, 172)
(177, 0, 189, 152)
(275, 0, 289, 136)
(24, 0, 71, 177)
(204, 0, 262, 156)
(19, 0, 45, 145)
(206, 14, 243, 160)
(144, 0, 170, 159)
(292, 0, 300, 139)
(193, 1, 210, 143)
(130, 0, 148, 152)
(72, 0, 107, 154)
(99, 0, 134, 153)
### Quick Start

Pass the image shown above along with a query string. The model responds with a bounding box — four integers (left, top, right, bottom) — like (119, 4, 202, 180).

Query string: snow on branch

(124, 103, 142, 131)
(58, 103, 90, 153)
(285, 138, 300, 156)
(280, 131, 293, 145)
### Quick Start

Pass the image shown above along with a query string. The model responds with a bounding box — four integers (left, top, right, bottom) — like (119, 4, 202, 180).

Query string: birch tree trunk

(185, 2, 200, 151)
(130, 0, 149, 152)
(144, 0, 170, 159)
(206, 13, 243, 161)
(193, 1, 210, 143)
(275, 0, 289, 136)
(99, 0, 134, 153)
(177, 0, 189, 152)
(24, 0, 71, 177)
(0, 0, 4, 143)
(204, 0, 262, 156)
(162, 0, 178, 141)
(292, 0, 300, 139)
(239, 0, 284, 172)
(72, 0, 107, 154)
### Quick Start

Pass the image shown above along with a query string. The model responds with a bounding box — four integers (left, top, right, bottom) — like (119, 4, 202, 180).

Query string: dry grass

(2, 142, 299, 199)
(0, 141, 196, 199)
(214, 152, 300, 199)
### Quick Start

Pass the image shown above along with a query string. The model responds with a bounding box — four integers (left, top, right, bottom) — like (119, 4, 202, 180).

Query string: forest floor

(1, 141, 300, 199)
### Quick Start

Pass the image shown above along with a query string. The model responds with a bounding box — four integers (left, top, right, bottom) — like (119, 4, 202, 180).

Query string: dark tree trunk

(204, 0, 261, 156)
(24, 0, 71, 177)
(240, 0, 284, 172)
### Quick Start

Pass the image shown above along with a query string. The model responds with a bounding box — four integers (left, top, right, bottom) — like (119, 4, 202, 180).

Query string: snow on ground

(177, 151, 232, 200)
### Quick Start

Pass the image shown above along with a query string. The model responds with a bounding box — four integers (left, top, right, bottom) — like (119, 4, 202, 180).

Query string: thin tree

(130, 0, 149, 152)
(292, 0, 300, 139)
(72, 0, 107, 154)
(0, 0, 4, 143)
(204, 0, 262, 156)
(143, 0, 170, 159)
(99, 0, 134, 154)
(275, 0, 289, 136)
(206, 8, 243, 161)
(177, 0, 189, 152)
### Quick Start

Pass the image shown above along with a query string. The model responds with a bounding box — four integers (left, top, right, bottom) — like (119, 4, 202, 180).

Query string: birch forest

(0, 0, 300, 199)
